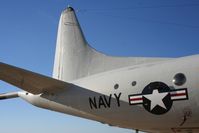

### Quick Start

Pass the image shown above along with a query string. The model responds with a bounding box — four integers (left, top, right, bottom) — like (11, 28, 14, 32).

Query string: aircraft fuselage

(19, 55, 199, 132)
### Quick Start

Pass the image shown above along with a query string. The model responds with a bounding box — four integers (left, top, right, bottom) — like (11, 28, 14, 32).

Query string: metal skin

(1, 6, 199, 133)
(18, 55, 199, 133)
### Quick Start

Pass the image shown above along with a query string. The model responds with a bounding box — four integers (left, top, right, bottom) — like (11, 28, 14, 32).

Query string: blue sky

(0, 0, 199, 133)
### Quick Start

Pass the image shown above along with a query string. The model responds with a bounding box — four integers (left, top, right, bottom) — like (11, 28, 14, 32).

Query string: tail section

(53, 7, 170, 82)
(53, 7, 90, 81)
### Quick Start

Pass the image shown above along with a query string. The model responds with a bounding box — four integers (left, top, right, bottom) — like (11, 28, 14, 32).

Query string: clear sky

(0, 0, 199, 133)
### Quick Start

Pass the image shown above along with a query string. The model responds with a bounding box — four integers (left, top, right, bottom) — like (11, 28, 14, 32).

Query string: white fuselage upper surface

(19, 55, 199, 133)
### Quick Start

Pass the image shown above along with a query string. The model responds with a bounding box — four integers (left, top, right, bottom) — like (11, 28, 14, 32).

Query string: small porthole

(114, 84, 119, 89)
(131, 81, 137, 86)
(173, 73, 186, 86)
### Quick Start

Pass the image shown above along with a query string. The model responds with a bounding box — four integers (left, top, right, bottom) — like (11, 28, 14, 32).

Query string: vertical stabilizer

(53, 7, 91, 81)
(53, 7, 170, 82)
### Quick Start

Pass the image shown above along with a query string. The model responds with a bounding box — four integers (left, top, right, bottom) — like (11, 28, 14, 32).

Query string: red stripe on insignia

(170, 93, 186, 97)
(130, 98, 143, 101)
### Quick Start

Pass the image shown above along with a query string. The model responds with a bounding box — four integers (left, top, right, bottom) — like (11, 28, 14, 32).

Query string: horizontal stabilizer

(0, 62, 73, 94)
(0, 92, 19, 100)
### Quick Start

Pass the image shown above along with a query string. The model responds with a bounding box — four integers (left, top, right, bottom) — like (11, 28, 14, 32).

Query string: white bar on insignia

(129, 95, 142, 100)
(171, 95, 186, 100)
(170, 90, 186, 95)
(130, 100, 143, 104)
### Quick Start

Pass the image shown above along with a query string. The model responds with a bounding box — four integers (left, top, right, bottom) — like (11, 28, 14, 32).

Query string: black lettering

(89, 97, 97, 109)
(114, 93, 122, 107)
(103, 94, 112, 108)
(98, 96, 106, 108)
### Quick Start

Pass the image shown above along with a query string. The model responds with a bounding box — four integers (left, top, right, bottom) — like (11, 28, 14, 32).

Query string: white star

(144, 89, 168, 111)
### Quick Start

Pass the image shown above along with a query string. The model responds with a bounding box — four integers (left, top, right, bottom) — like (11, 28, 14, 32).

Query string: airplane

(0, 6, 199, 133)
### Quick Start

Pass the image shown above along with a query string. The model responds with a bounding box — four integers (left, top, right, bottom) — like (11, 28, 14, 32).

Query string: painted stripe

(170, 90, 186, 95)
(129, 97, 143, 101)
(129, 95, 142, 99)
(171, 95, 187, 100)
(170, 93, 186, 97)
(130, 100, 143, 104)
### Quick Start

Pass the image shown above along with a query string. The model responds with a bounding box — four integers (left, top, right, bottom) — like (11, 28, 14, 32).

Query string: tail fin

(53, 7, 170, 82)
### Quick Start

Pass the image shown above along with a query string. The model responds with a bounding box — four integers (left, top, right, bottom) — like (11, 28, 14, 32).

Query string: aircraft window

(173, 73, 186, 86)
(114, 84, 119, 89)
(132, 81, 137, 86)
